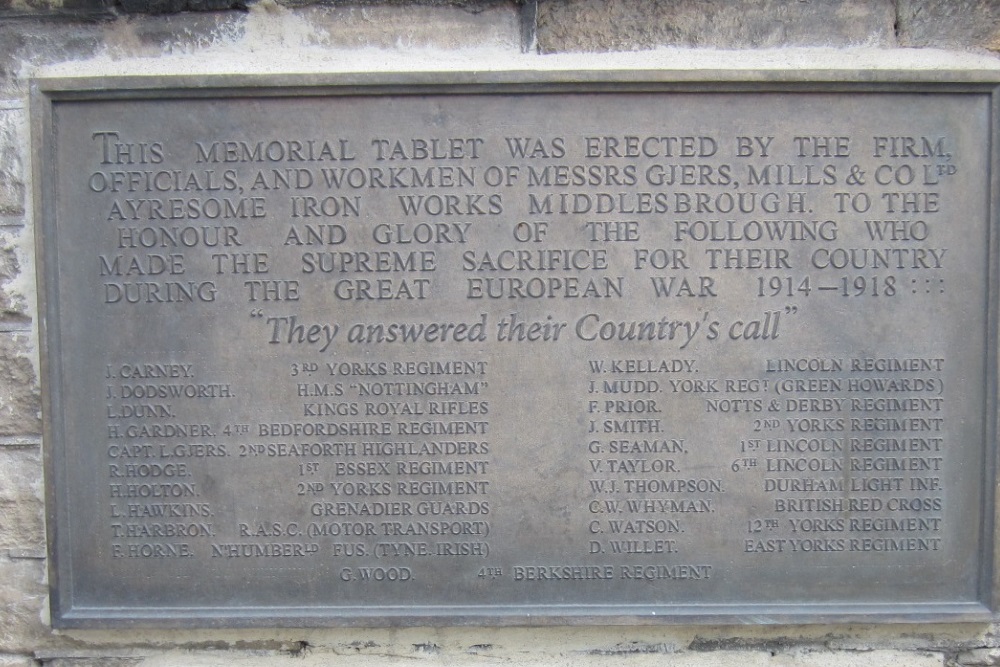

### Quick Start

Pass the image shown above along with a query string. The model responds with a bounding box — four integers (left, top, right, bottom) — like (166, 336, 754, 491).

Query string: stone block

(536, 0, 895, 52)
(98, 12, 246, 60)
(897, 0, 1000, 51)
(0, 22, 104, 98)
(0, 107, 25, 218)
(0, 333, 40, 437)
(59, 0, 114, 13)
(0, 560, 111, 656)
(0, 446, 43, 553)
(958, 648, 1000, 666)
(0, 0, 62, 12)
(0, 655, 38, 667)
(186, 0, 244, 11)
(771, 648, 944, 666)
(32, 648, 944, 666)
(91, 3, 519, 59)
(42, 660, 142, 667)
(113, 0, 245, 13)
(0, 227, 34, 327)
(0, 0, 113, 18)
(118, 0, 188, 14)
(825, 626, 1000, 652)
(0, 557, 47, 654)
(238, 2, 520, 51)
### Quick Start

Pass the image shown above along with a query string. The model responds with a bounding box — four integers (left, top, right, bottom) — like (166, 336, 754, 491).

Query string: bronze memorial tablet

(34, 74, 1000, 626)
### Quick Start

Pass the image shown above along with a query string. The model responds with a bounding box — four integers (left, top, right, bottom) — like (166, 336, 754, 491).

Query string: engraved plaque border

(32, 70, 1000, 627)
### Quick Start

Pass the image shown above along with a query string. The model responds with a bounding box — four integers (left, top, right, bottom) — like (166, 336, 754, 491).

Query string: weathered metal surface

(34, 74, 1000, 627)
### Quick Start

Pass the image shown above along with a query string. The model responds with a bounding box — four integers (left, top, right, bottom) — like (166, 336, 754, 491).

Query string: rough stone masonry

(6, 0, 1000, 665)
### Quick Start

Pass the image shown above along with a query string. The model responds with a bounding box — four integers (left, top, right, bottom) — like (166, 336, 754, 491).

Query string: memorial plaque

(35, 74, 1000, 627)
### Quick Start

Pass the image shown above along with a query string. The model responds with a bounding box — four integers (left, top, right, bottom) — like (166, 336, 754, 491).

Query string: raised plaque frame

(33, 71, 1000, 627)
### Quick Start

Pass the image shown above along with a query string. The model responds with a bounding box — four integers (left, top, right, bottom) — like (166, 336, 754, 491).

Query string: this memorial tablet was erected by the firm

(35, 74, 1000, 626)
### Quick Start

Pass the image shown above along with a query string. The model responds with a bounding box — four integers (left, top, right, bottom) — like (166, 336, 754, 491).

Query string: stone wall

(4, 1, 1000, 665)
